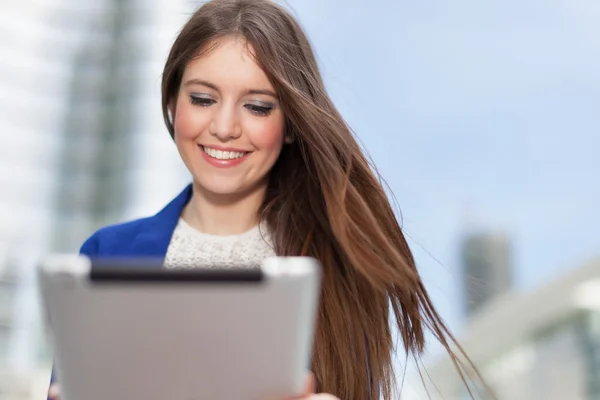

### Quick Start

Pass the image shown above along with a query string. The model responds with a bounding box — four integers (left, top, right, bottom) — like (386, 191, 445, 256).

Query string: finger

(48, 383, 60, 400)
(279, 373, 316, 400)
(303, 372, 316, 394)
(285, 394, 339, 400)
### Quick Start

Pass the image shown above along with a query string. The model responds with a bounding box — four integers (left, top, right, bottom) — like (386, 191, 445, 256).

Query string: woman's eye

(246, 104, 273, 116)
(190, 96, 214, 106)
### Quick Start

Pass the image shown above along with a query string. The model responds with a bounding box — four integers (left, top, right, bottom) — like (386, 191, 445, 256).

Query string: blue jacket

(49, 184, 193, 391)
(79, 184, 193, 260)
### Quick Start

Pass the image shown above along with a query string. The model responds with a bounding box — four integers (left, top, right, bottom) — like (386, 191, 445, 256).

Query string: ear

(284, 134, 294, 144)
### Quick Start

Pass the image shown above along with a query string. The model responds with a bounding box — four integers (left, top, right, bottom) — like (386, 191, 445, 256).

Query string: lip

(200, 144, 251, 152)
(198, 144, 250, 168)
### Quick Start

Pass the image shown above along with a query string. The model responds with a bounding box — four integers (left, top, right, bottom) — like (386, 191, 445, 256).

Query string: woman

(49, 0, 486, 399)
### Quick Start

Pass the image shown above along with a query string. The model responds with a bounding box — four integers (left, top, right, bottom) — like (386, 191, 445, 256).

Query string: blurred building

(461, 232, 512, 316)
(0, 248, 49, 400)
(50, 0, 138, 251)
(51, 0, 191, 252)
(0, 3, 65, 264)
(0, 249, 17, 365)
(0, 0, 196, 398)
(0, 1, 74, 398)
(427, 256, 600, 400)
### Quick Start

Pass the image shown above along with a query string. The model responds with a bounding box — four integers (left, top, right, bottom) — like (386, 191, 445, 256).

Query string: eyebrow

(183, 78, 278, 98)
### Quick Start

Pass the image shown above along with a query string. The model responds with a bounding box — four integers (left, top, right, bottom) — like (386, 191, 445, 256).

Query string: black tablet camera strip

(89, 258, 263, 284)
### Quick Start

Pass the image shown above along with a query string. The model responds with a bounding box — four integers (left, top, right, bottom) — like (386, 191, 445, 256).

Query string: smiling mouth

(201, 146, 249, 160)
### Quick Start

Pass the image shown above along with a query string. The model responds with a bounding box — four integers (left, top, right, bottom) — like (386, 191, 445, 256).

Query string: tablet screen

(89, 258, 263, 284)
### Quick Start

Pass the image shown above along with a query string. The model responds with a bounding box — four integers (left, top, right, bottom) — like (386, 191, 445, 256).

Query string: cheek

(173, 98, 207, 141)
(247, 117, 285, 154)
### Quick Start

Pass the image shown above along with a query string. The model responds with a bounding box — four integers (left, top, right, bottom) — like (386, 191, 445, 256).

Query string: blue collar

(129, 184, 193, 258)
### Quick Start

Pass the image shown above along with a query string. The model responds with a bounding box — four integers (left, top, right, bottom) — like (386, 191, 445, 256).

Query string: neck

(181, 181, 267, 236)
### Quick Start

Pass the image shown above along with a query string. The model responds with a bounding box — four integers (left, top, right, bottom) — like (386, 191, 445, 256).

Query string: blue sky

(283, 0, 600, 342)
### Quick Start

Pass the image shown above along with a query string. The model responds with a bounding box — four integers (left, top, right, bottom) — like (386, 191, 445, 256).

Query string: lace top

(164, 218, 276, 269)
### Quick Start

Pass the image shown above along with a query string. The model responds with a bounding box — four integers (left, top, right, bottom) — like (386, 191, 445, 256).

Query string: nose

(209, 103, 242, 140)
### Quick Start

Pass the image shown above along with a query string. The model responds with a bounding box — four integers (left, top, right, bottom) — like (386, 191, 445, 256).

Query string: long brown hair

(162, 1, 487, 399)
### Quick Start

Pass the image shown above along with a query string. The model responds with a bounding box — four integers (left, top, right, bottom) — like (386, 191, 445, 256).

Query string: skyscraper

(0, 0, 195, 397)
(0, 249, 17, 363)
(0, 0, 82, 385)
(51, 0, 191, 253)
(427, 256, 600, 400)
(461, 231, 513, 316)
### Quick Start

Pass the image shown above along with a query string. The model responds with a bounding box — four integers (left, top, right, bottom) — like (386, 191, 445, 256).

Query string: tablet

(38, 255, 321, 400)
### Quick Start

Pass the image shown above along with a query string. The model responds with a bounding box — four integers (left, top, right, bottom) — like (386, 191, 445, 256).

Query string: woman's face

(172, 36, 285, 198)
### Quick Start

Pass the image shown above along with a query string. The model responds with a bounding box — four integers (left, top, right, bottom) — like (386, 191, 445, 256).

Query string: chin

(200, 183, 242, 196)
(207, 186, 244, 196)
(194, 176, 247, 197)
(192, 169, 270, 199)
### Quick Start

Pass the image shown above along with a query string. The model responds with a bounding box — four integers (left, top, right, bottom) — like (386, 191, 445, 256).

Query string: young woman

(48, 0, 484, 399)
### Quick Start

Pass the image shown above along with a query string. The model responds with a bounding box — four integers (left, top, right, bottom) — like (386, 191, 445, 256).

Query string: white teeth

(203, 146, 247, 160)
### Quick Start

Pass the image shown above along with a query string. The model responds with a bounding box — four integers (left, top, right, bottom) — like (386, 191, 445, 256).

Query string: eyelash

(246, 104, 273, 116)
(190, 97, 215, 107)
(189, 96, 273, 116)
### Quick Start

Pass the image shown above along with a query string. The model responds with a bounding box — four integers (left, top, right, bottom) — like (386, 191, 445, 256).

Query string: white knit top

(164, 218, 276, 269)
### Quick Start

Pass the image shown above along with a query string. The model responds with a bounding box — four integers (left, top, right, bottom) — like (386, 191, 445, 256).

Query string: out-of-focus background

(0, 0, 598, 399)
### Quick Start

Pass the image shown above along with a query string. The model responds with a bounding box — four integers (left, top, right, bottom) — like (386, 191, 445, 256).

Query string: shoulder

(79, 184, 193, 257)
(79, 217, 153, 256)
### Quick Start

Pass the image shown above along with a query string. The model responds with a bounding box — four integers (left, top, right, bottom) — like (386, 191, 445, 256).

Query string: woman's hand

(47, 383, 60, 400)
(285, 373, 340, 400)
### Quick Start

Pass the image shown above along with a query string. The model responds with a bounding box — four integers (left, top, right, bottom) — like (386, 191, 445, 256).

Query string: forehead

(182, 37, 274, 91)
